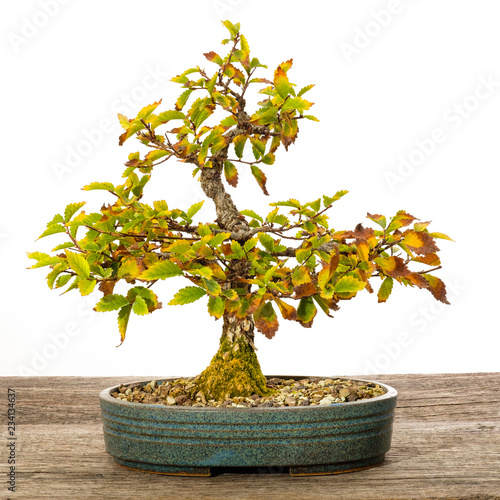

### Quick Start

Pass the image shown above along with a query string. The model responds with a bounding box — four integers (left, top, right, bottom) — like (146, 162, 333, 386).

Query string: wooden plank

(1, 373, 499, 500)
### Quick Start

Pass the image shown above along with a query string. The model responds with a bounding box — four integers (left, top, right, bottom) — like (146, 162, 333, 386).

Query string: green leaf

(233, 135, 247, 159)
(270, 199, 301, 209)
(209, 232, 231, 247)
(176, 89, 193, 110)
(282, 97, 313, 113)
(429, 232, 454, 241)
(335, 275, 366, 294)
(297, 297, 317, 327)
(155, 110, 186, 124)
(132, 295, 149, 315)
(323, 190, 348, 207)
(274, 66, 291, 99)
(137, 100, 162, 120)
(141, 260, 182, 280)
(244, 237, 258, 252)
(367, 213, 387, 229)
(51, 242, 74, 251)
(207, 295, 225, 318)
(186, 201, 204, 220)
(378, 276, 393, 303)
(95, 294, 130, 312)
(38, 224, 66, 239)
(78, 278, 96, 296)
(65, 251, 90, 278)
(240, 210, 263, 223)
(297, 84, 315, 97)
(230, 240, 244, 259)
(117, 304, 132, 344)
(82, 181, 115, 192)
(258, 232, 274, 252)
(222, 20, 240, 38)
(169, 286, 207, 305)
(203, 278, 221, 297)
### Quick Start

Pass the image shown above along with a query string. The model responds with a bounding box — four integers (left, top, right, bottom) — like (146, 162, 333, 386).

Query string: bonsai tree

(29, 21, 451, 401)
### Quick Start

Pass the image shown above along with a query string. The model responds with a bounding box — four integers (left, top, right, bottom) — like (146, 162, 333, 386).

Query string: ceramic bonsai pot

(100, 376, 397, 476)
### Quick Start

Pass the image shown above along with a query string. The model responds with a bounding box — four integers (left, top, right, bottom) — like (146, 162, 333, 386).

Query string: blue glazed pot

(100, 376, 397, 476)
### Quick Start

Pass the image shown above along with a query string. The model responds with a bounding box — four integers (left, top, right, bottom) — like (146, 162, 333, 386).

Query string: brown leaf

(293, 282, 317, 299)
(255, 316, 279, 339)
(98, 280, 116, 296)
(274, 298, 297, 321)
(422, 274, 450, 304)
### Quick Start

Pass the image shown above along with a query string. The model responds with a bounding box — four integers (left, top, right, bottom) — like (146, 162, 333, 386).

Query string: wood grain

(1, 373, 499, 500)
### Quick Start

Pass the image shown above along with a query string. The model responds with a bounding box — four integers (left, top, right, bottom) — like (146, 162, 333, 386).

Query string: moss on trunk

(192, 315, 271, 401)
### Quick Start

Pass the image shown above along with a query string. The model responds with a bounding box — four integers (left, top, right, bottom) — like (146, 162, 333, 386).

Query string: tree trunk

(193, 315, 271, 401)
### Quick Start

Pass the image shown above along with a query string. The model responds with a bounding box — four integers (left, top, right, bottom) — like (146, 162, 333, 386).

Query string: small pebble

(112, 377, 386, 408)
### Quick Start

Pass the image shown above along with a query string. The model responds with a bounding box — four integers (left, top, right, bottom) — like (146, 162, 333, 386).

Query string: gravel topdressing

(111, 377, 386, 408)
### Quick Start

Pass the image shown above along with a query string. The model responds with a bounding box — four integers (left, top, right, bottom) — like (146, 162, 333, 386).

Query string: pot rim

(99, 376, 397, 411)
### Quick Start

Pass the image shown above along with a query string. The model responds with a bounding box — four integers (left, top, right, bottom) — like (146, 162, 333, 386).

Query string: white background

(1, 0, 499, 378)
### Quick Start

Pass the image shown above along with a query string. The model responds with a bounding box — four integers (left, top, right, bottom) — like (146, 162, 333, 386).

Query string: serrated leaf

(274, 66, 290, 99)
(132, 295, 149, 315)
(140, 260, 183, 280)
(117, 304, 132, 345)
(297, 84, 315, 97)
(377, 276, 393, 303)
(429, 232, 454, 241)
(207, 295, 225, 318)
(82, 182, 115, 192)
(297, 297, 316, 327)
(367, 213, 387, 229)
(169, 286, 207, 305)
(233, 135, 248, 159)
(224, 160, 238, 187)
(65, 251, 90, 278)
(203, 278, 221, 297)
(251, 165, 268, 195)
(78, 278, 97, 296)
(186, 201, 204, 220)
(38, 224, 66, 239)
(240, 210, 263, 223)
(230, 240, 244, 259)
(209, 232, 231, 247)
(335, 275, 366, 294)
(63, 202, 86, 223)
(323, 190, 348, 208)
(95, 294, 130, 312)
(176, 89, 193, 110)
(244, 237, 258, 252)
(222, 20, 240, 38)
(258, 232, 274, 252)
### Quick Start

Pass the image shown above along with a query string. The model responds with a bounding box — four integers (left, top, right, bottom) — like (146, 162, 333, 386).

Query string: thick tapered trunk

(193, 315, 270, 401)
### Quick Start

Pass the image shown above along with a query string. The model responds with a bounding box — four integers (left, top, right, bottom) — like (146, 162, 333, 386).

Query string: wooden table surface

(1, 373, 499, 500)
